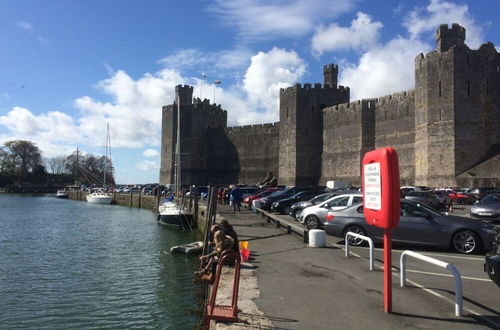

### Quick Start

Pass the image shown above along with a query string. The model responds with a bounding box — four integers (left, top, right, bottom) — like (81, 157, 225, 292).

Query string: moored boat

(157, 201, 194, 228)
(86, 189, 113, 204)
(55, 190, 69, 199)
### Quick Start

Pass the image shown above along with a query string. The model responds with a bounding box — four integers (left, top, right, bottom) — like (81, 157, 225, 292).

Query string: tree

(3, 140, 42, 182)
(46, 156, 67, 175)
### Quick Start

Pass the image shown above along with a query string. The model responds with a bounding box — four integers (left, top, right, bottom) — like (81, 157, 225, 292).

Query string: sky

(0, 0, 499, 184)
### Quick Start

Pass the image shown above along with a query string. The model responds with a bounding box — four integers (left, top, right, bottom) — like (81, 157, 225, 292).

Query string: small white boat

(157, 201, 190, 226)
(86, 189, 113, 204)
(55, 190, 69, 199)
(170, 241, 204, 254)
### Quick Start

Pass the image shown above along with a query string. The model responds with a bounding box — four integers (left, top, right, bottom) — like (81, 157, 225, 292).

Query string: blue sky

(0, 0, 499, 184)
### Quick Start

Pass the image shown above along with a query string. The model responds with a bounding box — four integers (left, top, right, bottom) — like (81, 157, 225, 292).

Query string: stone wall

(375, 91, 416, 185)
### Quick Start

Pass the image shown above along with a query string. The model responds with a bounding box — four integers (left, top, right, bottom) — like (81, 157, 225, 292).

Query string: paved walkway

(212, 204, 499, 329)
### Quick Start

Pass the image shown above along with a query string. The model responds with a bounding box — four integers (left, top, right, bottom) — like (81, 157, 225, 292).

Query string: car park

(323, 200, 499, 254)
(404, 191, 441, 209)
(297, 193, 363, 229)
(259, 187, 326, 211)
(270, 190, 325, 214)
(470, 194, 500, 219)
(289, 191, 344, 218)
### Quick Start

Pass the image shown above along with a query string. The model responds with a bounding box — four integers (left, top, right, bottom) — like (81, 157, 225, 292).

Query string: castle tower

(415, 23, 500, 186)
(323, 64, 338, 88)
(279, 65, 350, 186)
(160, 85, 228, 186)
(436, 23, 465, 53)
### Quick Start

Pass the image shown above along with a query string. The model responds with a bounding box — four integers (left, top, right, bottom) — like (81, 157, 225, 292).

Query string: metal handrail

(400, 250, 463, 317)
(345, 232, 374, 271)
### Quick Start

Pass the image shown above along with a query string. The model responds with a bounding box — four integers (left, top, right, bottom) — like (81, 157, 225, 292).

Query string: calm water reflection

(0, 194, 200, 329)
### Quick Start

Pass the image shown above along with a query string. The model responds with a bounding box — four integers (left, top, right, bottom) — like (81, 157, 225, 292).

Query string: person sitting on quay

(230, 185, 243, 212)
(195, 230, 234, 283)
(220, 219, 240, 256)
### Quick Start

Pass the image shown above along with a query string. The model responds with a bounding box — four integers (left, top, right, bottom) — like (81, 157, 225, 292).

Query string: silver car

(298, 194, 362, 229)
(324, 200, 499, 254)
(471, 194, 500, 219)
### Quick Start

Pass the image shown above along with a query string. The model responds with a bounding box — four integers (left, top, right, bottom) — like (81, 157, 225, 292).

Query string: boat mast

(103, 123, 109, 189)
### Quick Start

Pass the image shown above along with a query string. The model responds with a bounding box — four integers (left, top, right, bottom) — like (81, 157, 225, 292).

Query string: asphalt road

(221, 203, 500, 329)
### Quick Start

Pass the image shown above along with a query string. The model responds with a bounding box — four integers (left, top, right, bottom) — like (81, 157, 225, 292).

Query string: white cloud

(16, 21, 48, 44)
(239, 47, 306, 124)
(159, 48, 252, 72)
(136, 160, 159, 171)
(208, 0, 357, 40)
(143, 149, 159, 157)
(340, 37, 431, 100)
(404, 0, 483, 48)
(312, 12, 383, 55)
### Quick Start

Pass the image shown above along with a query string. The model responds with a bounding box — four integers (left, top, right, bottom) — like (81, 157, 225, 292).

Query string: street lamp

(213, 80, 221, 104)
(200, 73, 207, 99)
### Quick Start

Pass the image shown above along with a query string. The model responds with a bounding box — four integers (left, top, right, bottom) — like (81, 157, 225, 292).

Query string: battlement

(280, 83, 349, 94)
(323, 64, 339, 87)
(376, 90, 414, 105)
(175, 84, 194, 105)
(436, 23, 465, 53)
(225, 122, 279, 133)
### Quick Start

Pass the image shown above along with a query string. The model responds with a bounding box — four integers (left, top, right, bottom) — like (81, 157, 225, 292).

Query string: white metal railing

(345, 232, 374, 271)
(400, 250, 463, 317)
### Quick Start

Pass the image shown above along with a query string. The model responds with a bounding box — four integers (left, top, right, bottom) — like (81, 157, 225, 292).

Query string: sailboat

(157, 91, 194, 228)
(86, 124, 114, 204)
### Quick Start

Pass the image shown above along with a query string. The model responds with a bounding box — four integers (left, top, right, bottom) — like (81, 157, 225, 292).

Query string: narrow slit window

(467, 80, 471, 97)
(438, 81, 442, 97)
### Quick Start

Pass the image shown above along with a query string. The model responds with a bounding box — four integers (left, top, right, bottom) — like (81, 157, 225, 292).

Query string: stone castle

(160, 24, 500, 188)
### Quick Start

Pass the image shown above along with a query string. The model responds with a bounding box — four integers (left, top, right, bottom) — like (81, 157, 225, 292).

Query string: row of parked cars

(242, 185, 500, 255)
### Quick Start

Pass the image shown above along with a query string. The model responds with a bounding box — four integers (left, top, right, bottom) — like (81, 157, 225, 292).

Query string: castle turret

(279, 64, 350, 186)
(323, 64, 338, 88)
(436, 23, 465, 53)
(175, 85, 193, 105)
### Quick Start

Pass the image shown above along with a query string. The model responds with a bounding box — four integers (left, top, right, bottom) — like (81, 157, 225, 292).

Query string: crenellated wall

(160, 23, 500, 188)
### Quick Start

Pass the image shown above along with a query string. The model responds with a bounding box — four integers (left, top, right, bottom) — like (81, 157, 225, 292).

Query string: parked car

(448, 190, 477, 205)
(243, 187, 282, 209)
(470, 194, 500, 219)
(297, 194, 363, 229)
(324, 200, 499, 254)
(485, 233, 500, 287)
(259, 187, 326, 211)
(270, 190, 325, 214)
(239, 187, 260, 199)
(469, 187, 500, 201)
(289, 191, 343, 219)
(404, 191, 440, 209)
(433, 190, 452, 208)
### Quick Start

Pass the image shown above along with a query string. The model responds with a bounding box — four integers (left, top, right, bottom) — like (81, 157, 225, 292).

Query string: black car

(289, 191, 344, 218)
(259, 187, 325, 211)
(270, 190, 325, 214)
(469, 187, 500, 200)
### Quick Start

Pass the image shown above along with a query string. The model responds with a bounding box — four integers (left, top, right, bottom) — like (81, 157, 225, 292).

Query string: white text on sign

(364, 162, 381, 210)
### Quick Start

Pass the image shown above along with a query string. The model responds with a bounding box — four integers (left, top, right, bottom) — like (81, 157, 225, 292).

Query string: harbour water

(0, 194, 200, 329)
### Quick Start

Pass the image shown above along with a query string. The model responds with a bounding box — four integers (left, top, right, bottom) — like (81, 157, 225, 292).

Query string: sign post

(362, 147, 400, 313)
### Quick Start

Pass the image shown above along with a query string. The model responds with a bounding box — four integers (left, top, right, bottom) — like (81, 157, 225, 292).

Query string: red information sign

(362, 147, 400, 228)
(362, 147, 400, 314)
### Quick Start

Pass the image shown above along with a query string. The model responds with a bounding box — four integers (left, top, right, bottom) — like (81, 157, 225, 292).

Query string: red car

(448, 190, 476, 204)
(243, 187, 282, 209)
